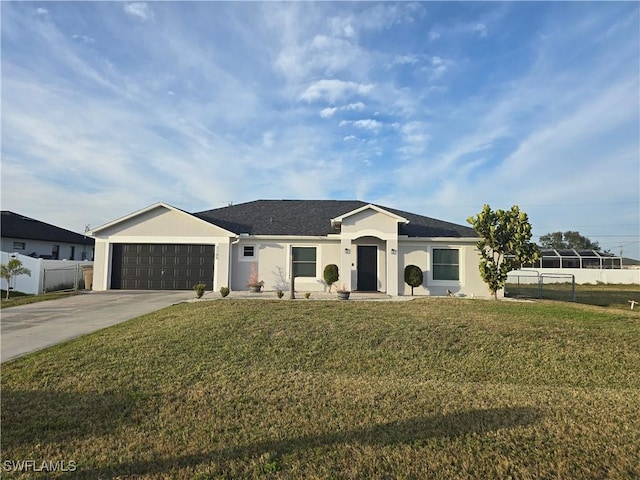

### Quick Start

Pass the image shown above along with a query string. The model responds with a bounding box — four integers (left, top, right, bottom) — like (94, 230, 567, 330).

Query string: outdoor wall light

(391, 249, 397, 255)
(344, 248, 351, 254)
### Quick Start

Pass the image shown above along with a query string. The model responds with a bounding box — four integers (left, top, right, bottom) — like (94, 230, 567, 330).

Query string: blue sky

(2, 1, 639, 258)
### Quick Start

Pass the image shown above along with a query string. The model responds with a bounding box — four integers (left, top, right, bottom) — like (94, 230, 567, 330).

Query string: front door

(357, 246, 378, 291)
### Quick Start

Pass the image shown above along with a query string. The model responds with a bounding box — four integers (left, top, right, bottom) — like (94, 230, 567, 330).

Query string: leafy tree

(1, 258, 32, 299)
(467, 204, 539, 300)
(404, 265, 423, 296)
(539, 231, 600, 250)
(323, 264, 339, 292)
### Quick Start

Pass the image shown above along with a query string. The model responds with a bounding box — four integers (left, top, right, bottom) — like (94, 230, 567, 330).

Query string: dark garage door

(111, 244, 214, 290)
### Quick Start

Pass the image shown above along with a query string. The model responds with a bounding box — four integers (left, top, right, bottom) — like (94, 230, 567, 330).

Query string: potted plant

(336, 284, 350, 300)
(246, 263, 264, 293)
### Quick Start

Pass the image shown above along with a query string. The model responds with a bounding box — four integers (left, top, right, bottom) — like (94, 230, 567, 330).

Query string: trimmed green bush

(323, 264, 339, 292)
(404, 265, 423, 296)
(193, 283, 207, 299)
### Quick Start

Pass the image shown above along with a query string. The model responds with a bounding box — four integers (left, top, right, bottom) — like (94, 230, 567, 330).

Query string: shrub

(404, 265, 423, 296)
(305, 292, 311, 299)
(323, 264, 339, 292)
(193, 283, 206, 299)
(220, 286, 230, 298)
(276, 289, 284, 299)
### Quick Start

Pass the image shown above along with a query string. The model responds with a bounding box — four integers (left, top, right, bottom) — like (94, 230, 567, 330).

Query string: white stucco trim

(331, 204, 409, 227)
(103, 236, 221, 244)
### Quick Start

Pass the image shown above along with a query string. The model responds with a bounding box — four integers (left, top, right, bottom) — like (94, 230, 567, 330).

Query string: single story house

(1, 211, 94, 260)
(89, 200, 490, 297)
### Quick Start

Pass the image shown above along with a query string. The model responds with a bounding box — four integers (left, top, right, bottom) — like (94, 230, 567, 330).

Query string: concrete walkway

(1, 291, 194, 363)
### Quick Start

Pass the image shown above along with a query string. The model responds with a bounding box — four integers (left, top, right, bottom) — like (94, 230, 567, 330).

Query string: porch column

(386, 238, 399, 296)
(340, 237, 353, 292)
(215, 239, 231, 292)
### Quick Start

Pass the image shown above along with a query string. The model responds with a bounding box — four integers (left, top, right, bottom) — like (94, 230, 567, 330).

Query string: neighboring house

(89, 200, 490, 297)
(1, 211, 94, 260)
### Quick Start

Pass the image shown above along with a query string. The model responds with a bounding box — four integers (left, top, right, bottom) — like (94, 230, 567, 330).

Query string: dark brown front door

(357, 246, 378, 291)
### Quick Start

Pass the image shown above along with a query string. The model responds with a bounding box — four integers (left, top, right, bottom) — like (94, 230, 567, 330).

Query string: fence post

(571, 275, 576, 302)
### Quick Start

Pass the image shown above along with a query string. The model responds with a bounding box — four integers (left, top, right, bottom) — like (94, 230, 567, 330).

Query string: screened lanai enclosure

(522, 249, 623, 269)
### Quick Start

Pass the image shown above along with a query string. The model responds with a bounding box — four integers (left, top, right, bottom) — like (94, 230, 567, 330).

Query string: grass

(2, 298, 639, 479)
(0, 290, 80, 309)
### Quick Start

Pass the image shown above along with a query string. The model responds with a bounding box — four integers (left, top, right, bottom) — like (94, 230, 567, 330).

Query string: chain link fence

(506, 271, 576, 302)
(42, 264, 86, 293)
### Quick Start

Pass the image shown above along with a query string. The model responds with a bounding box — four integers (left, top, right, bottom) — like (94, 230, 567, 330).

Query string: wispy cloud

(124, 3, 153, 21)
(299, 79, 374, 103)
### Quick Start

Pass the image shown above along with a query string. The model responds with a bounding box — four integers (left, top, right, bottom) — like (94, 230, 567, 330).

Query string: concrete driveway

(1, 291, 195, 363)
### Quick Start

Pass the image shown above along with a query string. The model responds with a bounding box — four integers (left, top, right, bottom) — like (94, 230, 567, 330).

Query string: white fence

(1, 251, 93, 294)
(509, 267, 639, 285)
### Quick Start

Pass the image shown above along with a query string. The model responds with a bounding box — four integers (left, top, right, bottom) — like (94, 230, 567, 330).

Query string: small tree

(323, 264, 339, 292)
(404, 265, 423, 296)
(1, 258, 32, 299)
(467, 204, 539, 300)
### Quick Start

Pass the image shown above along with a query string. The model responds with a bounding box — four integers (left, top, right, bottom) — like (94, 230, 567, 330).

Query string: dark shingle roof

(194, 200, 477, 238)
(1, 211, 94, 245)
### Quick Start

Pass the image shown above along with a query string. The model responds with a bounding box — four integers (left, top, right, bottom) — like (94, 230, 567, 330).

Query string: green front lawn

(2, 299, 639, 479)
(0, 290, 80, 309)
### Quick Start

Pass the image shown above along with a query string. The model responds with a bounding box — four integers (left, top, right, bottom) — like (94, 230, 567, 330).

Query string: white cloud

(124, 3, 153, 21)
(321, 102, 365, 118)
(393, 54, 419, 66)
(299, 79, 374, 103)
(427, 56, 451, 78)
(397, 121, 430, 156)
(36, 8, 49, 16)
(320, 107, 337, 118)
(340, 119, 383, 131)
(345, 102, 365, 111)
(72, 34, 94, 44)
(343, 135, 359, 141)
(474, 23, 488, 37)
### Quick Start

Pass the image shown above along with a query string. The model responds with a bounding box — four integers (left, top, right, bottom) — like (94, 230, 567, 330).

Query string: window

(52, 245, 60, 260)
(241, 245, 256, 260)
(433, 249, 459, 281)
(12, 241, 25, 250)
(70, 246, 75, 260)
(292, 247, 316, 277)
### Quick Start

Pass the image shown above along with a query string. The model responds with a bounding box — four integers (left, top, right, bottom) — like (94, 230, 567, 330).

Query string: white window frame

(290, 245, 318, 279)
(12, 241, 26, 250)
(430, 247, 463, 285)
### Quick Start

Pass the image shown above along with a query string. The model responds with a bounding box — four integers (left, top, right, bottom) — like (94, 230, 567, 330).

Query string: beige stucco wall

(91, 206, 234, 291)
(397, 241, 490, 298)
(230, 239, 343, 292)
(341, 209, 400, 237)
(94, 207, 229, 238)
